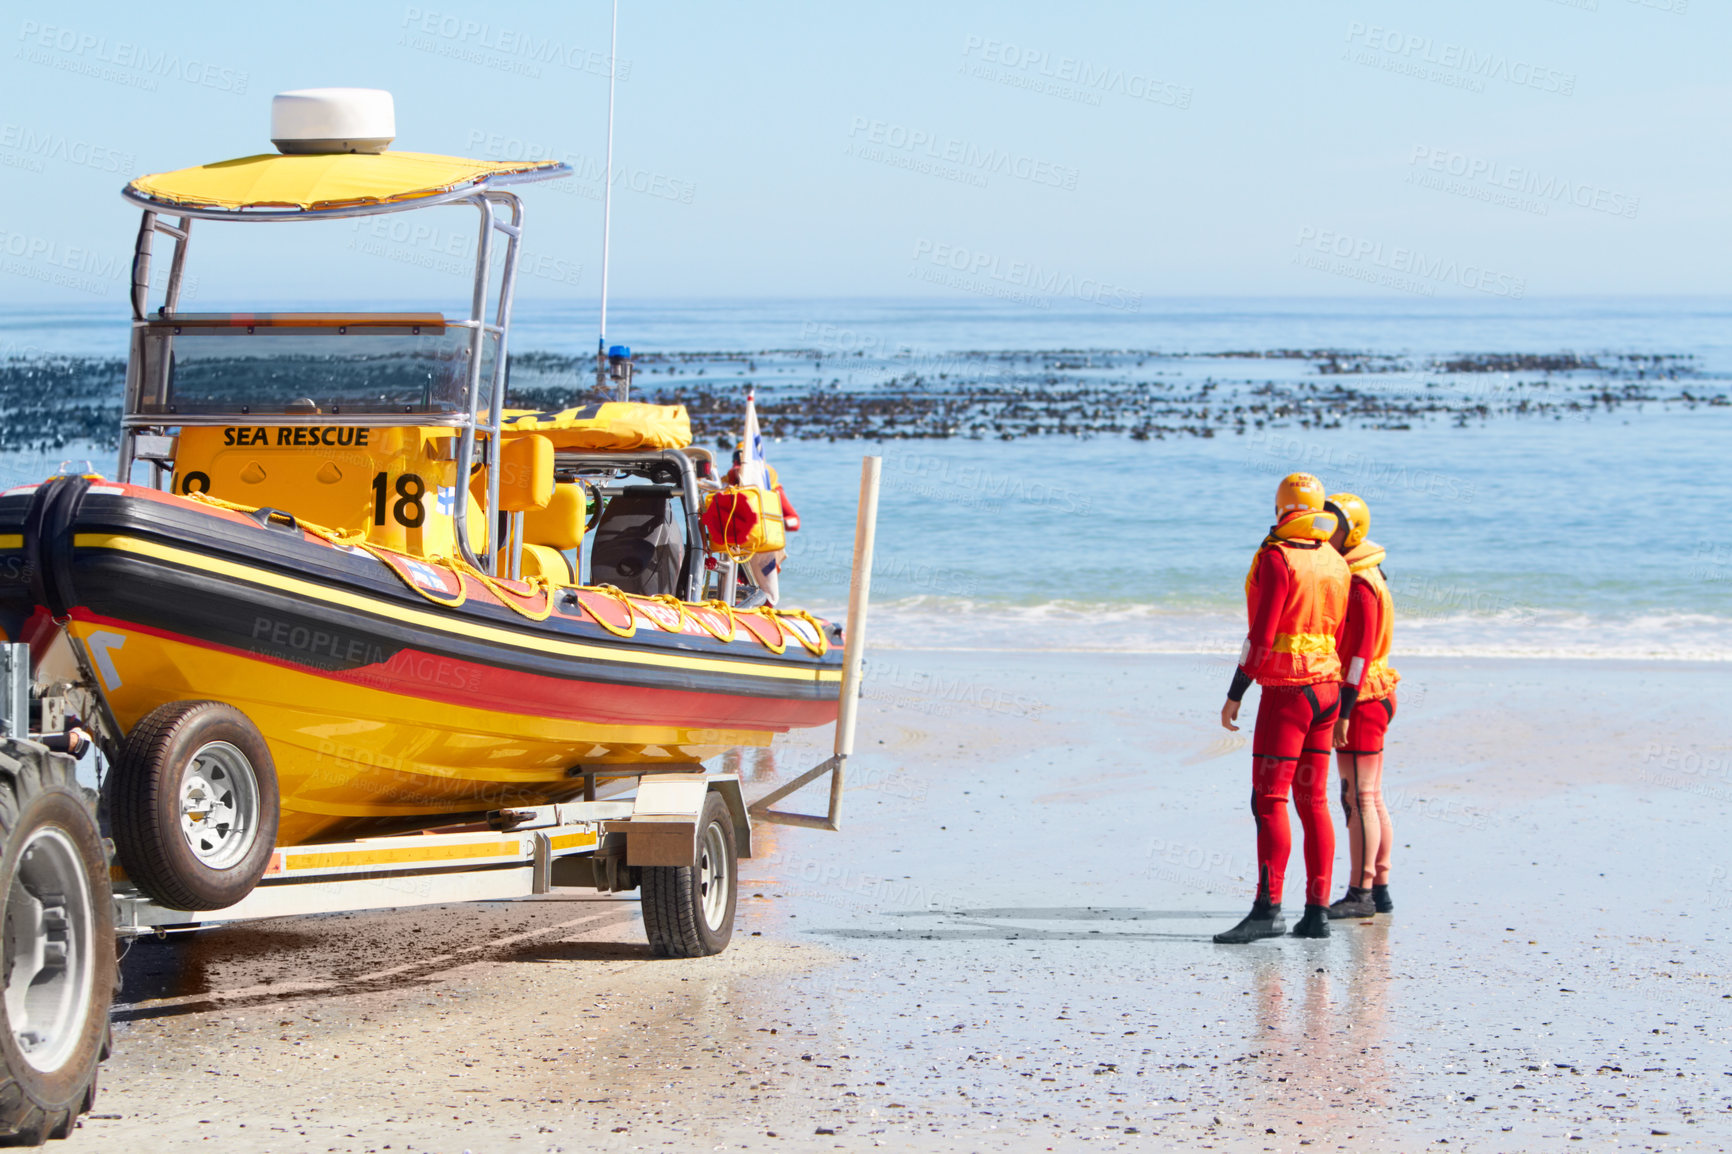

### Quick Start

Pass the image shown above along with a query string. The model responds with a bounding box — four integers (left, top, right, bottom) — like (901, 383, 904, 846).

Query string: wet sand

(67, 651, 1730, 1151)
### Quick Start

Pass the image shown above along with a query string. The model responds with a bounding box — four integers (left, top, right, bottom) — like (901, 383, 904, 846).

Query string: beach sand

(70, 650, 1729, 1151)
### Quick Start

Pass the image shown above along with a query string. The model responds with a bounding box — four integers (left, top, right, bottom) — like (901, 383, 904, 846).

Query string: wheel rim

(696, 820, 732, 932)
(4, 826, 95, 1073)
(178, 740, 261, 870)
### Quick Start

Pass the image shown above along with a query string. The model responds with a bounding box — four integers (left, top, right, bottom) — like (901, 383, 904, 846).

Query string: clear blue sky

(1, 0, 1724, 306)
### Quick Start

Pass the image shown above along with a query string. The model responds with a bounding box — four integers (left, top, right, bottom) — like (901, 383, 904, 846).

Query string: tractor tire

(0, 739, 113, 1145)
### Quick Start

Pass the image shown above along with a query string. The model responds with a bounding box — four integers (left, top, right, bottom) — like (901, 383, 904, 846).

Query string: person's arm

(1337, 579, 1379, 716)
(777, 485, 800, 532)
(1231, 549, 1287, 700)
(1222, 550, 1287, 728)
(1332, 577, 1380, 744)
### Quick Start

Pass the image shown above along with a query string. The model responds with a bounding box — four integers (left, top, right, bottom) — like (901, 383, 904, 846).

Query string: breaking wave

(823, 597, 1732, 663)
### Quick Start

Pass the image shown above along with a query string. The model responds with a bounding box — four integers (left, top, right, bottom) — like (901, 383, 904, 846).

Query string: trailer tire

(110, 701, 278, 911)
(640, 793, 736, 958)
(0, 739, 114, 1146)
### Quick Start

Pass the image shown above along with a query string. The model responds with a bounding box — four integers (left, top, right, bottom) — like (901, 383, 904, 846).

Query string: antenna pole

(596, 0, 621, 400)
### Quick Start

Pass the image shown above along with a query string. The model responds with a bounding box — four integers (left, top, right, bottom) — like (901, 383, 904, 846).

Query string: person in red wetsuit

(1324, 492, 1399, 920)
(724, 449, 800, 605)
(1216, 473, 1352, 944)
(724, 451, 801, 531)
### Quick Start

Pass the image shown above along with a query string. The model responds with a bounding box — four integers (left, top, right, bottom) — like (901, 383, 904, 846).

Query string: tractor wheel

(0, 739, 113, 1145)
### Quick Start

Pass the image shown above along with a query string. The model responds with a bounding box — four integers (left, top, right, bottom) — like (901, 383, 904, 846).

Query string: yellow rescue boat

(0, 90, 843, 912)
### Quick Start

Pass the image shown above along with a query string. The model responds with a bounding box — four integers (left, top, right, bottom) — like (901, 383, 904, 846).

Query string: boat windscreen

(131, 314, 495, 418)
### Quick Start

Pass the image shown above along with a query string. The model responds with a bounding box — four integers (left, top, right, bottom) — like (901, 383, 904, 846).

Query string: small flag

(738, 389, 769, 492)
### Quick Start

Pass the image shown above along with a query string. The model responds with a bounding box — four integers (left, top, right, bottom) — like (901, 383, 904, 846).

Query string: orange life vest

(1244, 537, 1351, 687)
(1344, 541, 1400, 700)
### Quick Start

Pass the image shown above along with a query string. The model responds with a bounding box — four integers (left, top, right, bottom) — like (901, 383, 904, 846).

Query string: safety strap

(1299, 685, 1339, 726)
(1273, 633, 1337, 657)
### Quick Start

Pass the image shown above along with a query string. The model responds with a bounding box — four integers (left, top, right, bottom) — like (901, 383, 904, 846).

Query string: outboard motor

(589, 487, 684, 595)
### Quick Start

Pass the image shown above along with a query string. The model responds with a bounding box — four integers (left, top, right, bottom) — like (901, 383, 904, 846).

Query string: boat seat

(589, 487, 684, 597)
(512, 481, 585, 585)
(519, 543, 573, 585)
(524, 482, 585, 551)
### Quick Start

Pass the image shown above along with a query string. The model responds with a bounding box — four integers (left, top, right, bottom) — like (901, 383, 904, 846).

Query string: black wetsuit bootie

(1328, 887, 1376, 919)
(1372, 884, 1394, 913)
(1290, 904, 1331, 938)
(1213, 903, 1285, 944)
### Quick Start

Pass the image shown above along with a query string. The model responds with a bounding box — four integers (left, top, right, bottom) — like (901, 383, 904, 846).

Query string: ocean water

(2, 296, 1727, 661)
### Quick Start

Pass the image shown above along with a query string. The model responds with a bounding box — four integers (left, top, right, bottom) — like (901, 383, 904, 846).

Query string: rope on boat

(744, 610, 788, 655)
(692, 600, 738, 643)
(778, 608, 831, 656)
(370, 547, 470, 609)
(463, 566, 557, 622)
(183, 492, 828, 652)
(644, 593, 692, 634)
(582, 585, 639, 638)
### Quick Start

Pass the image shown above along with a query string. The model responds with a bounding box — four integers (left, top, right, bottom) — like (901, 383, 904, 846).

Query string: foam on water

(827, 598, 1732, 662)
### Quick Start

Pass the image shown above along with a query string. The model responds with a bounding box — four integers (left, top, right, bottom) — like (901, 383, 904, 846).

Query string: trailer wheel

(0, 739, 114, 1146)
(110, 701, 278, 911)
(640, 793, 736, 958)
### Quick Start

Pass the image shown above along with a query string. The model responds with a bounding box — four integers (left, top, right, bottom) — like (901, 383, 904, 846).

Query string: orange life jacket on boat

(1344, 540, 1400, 701)
(1244, 527, 1351, 688)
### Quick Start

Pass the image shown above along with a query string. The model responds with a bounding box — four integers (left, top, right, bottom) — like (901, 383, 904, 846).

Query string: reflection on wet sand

(718, 744, 780, 785)
(1235, 922, 1394, 1143)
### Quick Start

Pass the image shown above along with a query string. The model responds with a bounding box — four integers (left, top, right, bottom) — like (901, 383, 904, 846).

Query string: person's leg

(1330, 692, 1395, 915)
(1345, 694, 1391, 890)
(1216, 687, 1309, 944)
(1251, 687, 1311, 905)
(1369, 695, 1396, 892)
(1288, 684, 1338, 936)
(1354, 756, 1384, 891)
(1336, 751, 1366, 892)
(1371, 776, 1394, 885)
(1328, 746, 1376, 917)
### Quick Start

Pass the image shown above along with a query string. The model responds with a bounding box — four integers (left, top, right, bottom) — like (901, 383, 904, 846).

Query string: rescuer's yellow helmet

(1275, 473, 1326, 518)
(1327, 491, 1371, 549)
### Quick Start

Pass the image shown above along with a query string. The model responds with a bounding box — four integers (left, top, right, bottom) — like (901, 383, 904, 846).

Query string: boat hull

(0, 478, 843, 844)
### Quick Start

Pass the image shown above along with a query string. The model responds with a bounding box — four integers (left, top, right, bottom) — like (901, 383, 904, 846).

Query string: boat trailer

(89, 454, 878, 940)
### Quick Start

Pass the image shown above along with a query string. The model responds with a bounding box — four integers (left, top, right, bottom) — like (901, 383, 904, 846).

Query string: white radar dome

(270, 88, 396, 155)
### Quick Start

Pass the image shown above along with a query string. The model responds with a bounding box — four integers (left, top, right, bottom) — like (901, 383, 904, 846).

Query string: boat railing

(557, 448, 707, 603)
(119, 188, 529, 577)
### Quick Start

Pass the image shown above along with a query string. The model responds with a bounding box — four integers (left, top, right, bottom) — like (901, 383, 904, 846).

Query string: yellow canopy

(125, 151, 569, 214)
(502, 402, 692, 451)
